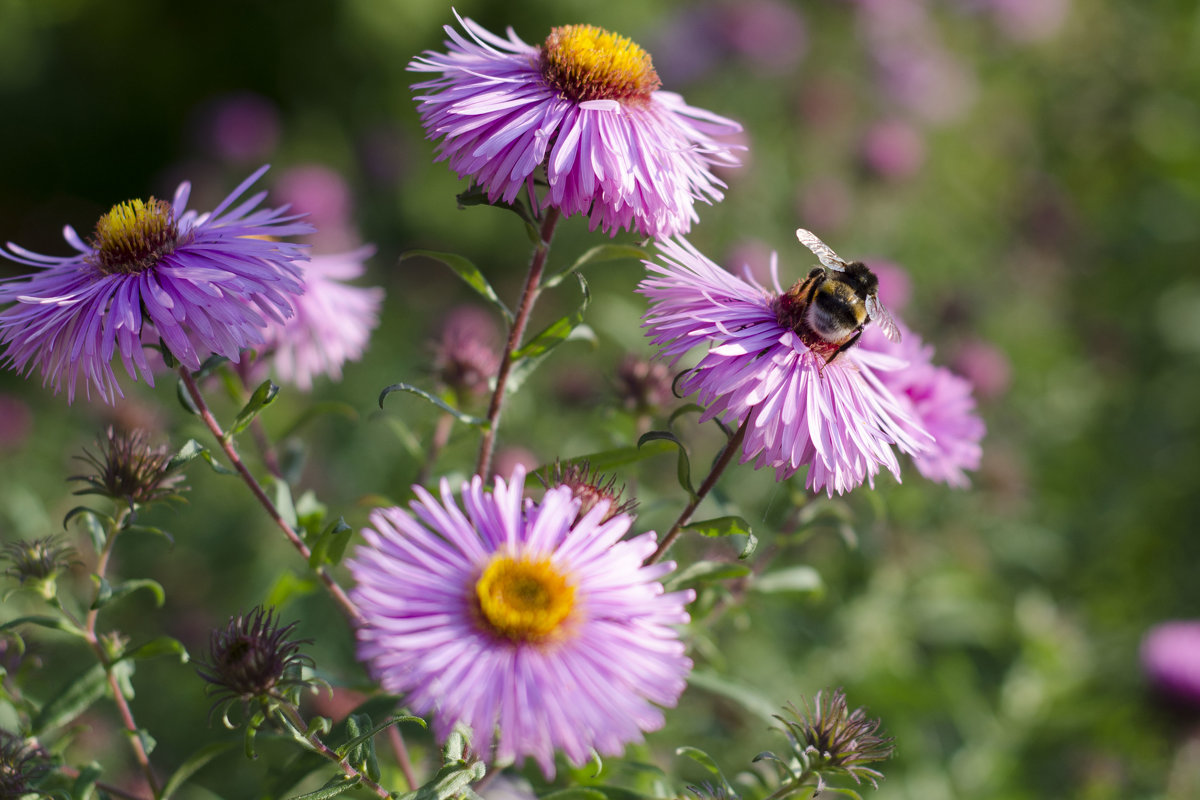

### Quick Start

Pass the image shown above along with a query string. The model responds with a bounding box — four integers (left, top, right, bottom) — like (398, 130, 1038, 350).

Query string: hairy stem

(177, 367, 363, 627)
(475, 207, 561, 482)
(645, 420, 749, 565)
(82, 506, 162, 800)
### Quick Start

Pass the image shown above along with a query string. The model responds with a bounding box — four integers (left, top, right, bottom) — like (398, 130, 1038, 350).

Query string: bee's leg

(825, 329, 864, 365)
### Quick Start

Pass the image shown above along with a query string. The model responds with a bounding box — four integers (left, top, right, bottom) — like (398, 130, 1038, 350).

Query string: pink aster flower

(0, 166, 312, 404)
(257, 248, 384, 391)
(348, 465, 693, 777)
(639, 237, 933, 496)
(859, 323, 985, 488)
(410, 13, 742, 239)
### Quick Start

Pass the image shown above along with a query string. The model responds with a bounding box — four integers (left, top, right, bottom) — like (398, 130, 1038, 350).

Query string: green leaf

(513, 272, 591, 360)
(177, 375, 201, 415)
(121, 524, 176, 547)
(664, 560, 752, 591)
(64, 506, 110, 552)
(90, 575, 112, 609)
(71, 761, 104, 800)
(667, 403, 705, 428)
(505, 323, 596, 395)
(228, 379, 280, 438)
(308, 518, 354, 569)
(401, 250, 513, 324)
(165, 439, 234, 476)
(162, 742, 236, 799)
(542, 243, 648, 289)
(0, 615, 85, 637)
(32, 663, 109, 734)
(379, 382, 488, 428)
(675, 746, 735, 794)
(401, 760, 487, 800)
(336, 714, 426, 758)
(455, 186, 540, 245)
(637, 431, 697, 501)
(683, 516, 757, 560)
(286, 775, 362, 800)
(686, 669, 779, 725)
(750, 566, 824, 596)
(273, 479, 298, 530)
(91, 578, 166, 611)
(264, 572, 318, 610)
(117, 636, 189, 664)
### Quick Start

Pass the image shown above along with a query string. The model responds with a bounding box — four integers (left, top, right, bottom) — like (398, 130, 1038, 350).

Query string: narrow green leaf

(505, 323, 596, 395)
(90, 575, 112, 610)
(638, 431, 697, 501)
(117, 636, 190, 664)
(166, 439, 208, 471)
(336, 714, 426, 759)
(514, 272, 591, 360)
(273, 479, 298, 530)
(72, 761, 104, 800)
(667, 403, 705, 428)
(32, 663, 109, 734)
(402, 761, 487, 800)
(229, 379, 280, 438)
(0, 615, 85, 637)
(400, 250, 513, 324)
(455, 187, 540, 245)
(177, 375, 200, 415)
(379, 382, 488, 428)
(162, 742, 235, 799)
(542, 243, 648, 289)
(664, 560, 752, 591)
(749, 566, 824, 596)
(683, 516, 757, 560)
(286, 775, 361, 800)
(121, 525, 176, 548)
(675, 746, 734, 794)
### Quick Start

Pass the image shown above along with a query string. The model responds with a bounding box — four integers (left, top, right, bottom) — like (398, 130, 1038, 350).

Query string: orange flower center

(474, 553, 576, 643)
(540, 24, 661, 106)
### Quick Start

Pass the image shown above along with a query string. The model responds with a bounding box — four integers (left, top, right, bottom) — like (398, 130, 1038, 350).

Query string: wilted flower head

(196, 606, 315, 718)
(71, 427, 186, 507)
(256, 248, 384, 391)
(0, 731, 52, 798)
(639, 237, 932, 495)
(0, 166, 312, 404)
(541, 459, 638, 523)
(430, 305, 501, 404)
(2, 535, 76, 589)
(614, 354, 675, 414)
(776, 689, 895, 792)
(348, 465, 694, 777)
(410, 13, 742, 239)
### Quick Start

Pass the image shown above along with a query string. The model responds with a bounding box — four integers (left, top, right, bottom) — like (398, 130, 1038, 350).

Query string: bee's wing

(866, 295, 902, 342)
(796, 228, 849, 272)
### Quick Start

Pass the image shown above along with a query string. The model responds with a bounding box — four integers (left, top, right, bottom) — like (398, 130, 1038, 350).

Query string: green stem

(645, 419, 749, 565)
(475, 207, 561, 482)
(177, 367, 364, 627)
(273, 702, 391, 798)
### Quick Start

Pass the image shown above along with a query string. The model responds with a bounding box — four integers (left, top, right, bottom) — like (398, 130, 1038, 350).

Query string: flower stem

(475, 207, 561, 482)
(645, 419, 749, 565)
(81, 506, 162, 800)
(177, 367, 363, 627)
(386, 724, 418, 791)
(274, 702, 391, 798)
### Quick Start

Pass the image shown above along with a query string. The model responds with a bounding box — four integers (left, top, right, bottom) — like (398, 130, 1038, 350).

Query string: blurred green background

(1, 1, 1199, 798)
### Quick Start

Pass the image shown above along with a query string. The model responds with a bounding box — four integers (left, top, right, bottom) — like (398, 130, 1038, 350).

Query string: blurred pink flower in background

(275, 164, 358, 251)
(430, 305, 501, 405)
(1142, 621, 1200, 709)
(199, 92, 281, 162)
(722, 0, 807, 76)
(987, 0, 1071, 43)
(0, 393, 32, 450)
(863, 259, 913, 313)
(861, 118, 926, 180)
(952, 338, 1013, 400)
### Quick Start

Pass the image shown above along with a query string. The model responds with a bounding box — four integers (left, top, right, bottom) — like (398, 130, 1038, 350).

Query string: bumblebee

(775, 228, 901, 365)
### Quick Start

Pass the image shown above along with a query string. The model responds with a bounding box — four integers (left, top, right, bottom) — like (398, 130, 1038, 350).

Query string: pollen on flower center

(88, 198, 179, 276)
(475, 554, 576, 642)
(540, 24, 661, 105)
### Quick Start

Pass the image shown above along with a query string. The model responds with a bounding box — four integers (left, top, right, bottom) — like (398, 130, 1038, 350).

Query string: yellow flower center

(540, 24, 661, 105)
(88, 197, 179, 276)
(474, 553, 576, 643)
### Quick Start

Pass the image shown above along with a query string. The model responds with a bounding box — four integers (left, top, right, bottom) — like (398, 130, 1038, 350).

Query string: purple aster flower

(409, 13, 742, 239)
(348, 465, 694, 777)
(0, 166, 313, 404)
(639, 237, 933, 496)
(256, 248, 384, 391)
(1141, 620, 1200, 708)
(858, 322, 985, 488)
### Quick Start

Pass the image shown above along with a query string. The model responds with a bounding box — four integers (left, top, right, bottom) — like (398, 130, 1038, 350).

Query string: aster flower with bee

(639, 233, 933, 495)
